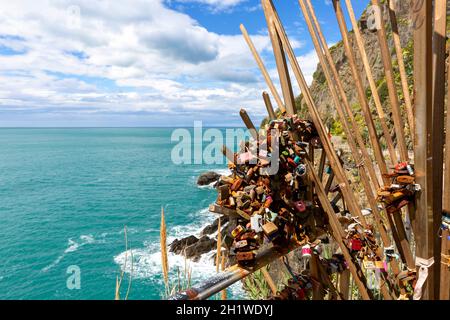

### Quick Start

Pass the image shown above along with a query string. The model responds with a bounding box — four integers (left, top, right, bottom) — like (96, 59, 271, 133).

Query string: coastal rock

(197, 171, 220, 186)
(184, 236, 217, 262)
(200, 216, 229, 236)
(169, 235, 199, 255)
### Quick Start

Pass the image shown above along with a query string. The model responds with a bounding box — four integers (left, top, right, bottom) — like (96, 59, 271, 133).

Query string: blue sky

(0, 0, 367, 127)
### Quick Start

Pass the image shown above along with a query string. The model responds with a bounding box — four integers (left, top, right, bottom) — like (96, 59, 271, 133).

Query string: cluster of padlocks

(269, 274, 313, 300)
(377, 162, 420, 213)
(216, 115, 325, 267)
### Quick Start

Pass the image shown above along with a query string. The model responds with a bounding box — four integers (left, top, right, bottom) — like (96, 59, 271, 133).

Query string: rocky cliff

(262, 1, 414, 149)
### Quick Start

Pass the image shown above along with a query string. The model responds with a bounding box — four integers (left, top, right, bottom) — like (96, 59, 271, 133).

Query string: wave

(42, 234, 97, 272)
(113, 206, 246, 299)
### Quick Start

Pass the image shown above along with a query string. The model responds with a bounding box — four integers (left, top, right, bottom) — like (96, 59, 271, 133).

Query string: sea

(0, 128, 247, 300)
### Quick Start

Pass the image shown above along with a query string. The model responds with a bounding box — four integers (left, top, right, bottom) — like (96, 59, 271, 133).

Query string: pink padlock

(294, 200, 306, 213)
(301, 244, 312, 258)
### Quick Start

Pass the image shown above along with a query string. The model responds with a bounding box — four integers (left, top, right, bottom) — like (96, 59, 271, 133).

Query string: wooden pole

(261, 267, 278, 296)
(262, 91, 276, 121)
(264, 0, 363, 225)
(332, 0, 390, 185)
(339, 269, 350, 300)
(305, 158, 372, 300)
(310, 253, 325, 300)
(344, 0, 398, 164)
(431, 0, 447, 298)
(261, 4, 296, 116)
(300, 0, 397, 298)
(239, 108, 258, 140)
(370, 0, 409, 162)
(412, 0, 435, 300)
(240, 24, 286, 113)
(387, 0, 415, 142)
(308, 0, 381, 190)
(442, 22, 450, 300)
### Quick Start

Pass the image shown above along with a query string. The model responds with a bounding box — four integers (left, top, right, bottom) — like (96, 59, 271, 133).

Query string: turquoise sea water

(0, 128, 245, 300)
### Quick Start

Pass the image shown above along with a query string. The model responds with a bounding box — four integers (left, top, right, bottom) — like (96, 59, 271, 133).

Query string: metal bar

(240, 24, 286, 113)
(168, 241, 300, 300)
(261, 6, 296, 116)
(370, 0, 409, 162)
(412, 0, 435, 300)
(262, 91, 276, 121)
(388, 0, 415, 142)
(345, 0, 398, 164)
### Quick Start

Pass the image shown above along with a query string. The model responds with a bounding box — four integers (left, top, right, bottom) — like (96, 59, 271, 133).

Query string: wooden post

(261, 267, 278, 296)
(412, 0, 436, 300)
(309, 253, 325, 300)
(339, 269, 350, 300)
(240, 24, 286, 113)
(387, 0, 415, 142)
(443, 23, 450, 299)
(305, 158, 372, 300)
(370, 0, 409, 162)
(306, 0, 381, 190)
(262, 91, 276, 121)
(332, 0, 389, 186)
(431, 0, 447, 298)
(345, 0, 398, 164)
(318, 149, 326, 181)
(265, 0, 363, 225)
(239, 108, 258, 140)
(261, 3, 296, 116)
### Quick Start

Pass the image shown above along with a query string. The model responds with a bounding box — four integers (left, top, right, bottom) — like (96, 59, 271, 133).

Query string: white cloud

(0, 0, 318, 126)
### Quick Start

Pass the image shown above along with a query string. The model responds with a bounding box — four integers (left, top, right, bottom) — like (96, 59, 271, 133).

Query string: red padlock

(350, 238, 363, 251)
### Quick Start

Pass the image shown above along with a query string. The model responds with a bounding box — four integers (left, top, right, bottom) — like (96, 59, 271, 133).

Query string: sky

(0, 0, 367, 127)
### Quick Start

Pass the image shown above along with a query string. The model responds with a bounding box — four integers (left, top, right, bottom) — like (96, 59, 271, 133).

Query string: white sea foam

(113, 206, 245, 299)
(42, 234, 97, 272)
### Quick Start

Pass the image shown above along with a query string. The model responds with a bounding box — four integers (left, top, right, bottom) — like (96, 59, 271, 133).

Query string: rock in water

(197, 171, 220, 186)
(169, 235, 199, 255)
(184, 236, 217, 262)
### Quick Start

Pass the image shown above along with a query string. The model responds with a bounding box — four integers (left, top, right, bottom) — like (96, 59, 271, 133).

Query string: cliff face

(263, 1, 414, 148)
(303, 2, 413, 144)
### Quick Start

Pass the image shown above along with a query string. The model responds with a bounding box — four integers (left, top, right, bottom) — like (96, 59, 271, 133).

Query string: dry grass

(161, 207, 169, 295)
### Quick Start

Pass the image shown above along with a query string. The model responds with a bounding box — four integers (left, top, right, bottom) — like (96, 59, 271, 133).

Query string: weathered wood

(412, 0, 436, 300)
(261, 6, 296, 116)
(305, 158, 372, 300)
(240, 24, 286, 113)
(318, 149, 326, 181)
(370, 0, 409, 162)
(261, 267, 278, 295)
(309, 253, 324, 300)
(239, 108, 258, 140)
(266, 0, 363, 225)
(431, 0, 447, 298)
(440, 228, 450, 300)
(345, 0, 398, 164)
(262, 91, 276, 121)
(209, 204, 240, 219)
(339, 269, 350, 300)
(388, 0, 415, 142)
(332, 0, 390, 188)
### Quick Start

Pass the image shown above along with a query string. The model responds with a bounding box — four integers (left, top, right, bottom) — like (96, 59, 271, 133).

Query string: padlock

(285, 172, 293, 182)
(264, 195, 273, 208)
(231, 225, 245, 238)
(301, 244, 312, 258)
(406, 164, 414, 175)
(396, 175, 415, 184)
(294, 200, 306, 213)
(295, 164, 307, 177)
(265, 208, 278, 222)
(294, 155, 301, 164)
(234, 239, 249, 249)
(250, 214, 263, 233)
(262, 221, 278, 237)
(395, 162, 408, 171)
(230, 178, 243, 191)
(236, 251, 256, 263)
(228, 196, 236, 207)
(349, 238, 363, 251)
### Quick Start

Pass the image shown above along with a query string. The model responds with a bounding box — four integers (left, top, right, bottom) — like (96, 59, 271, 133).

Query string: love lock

(295, 163, 307, 177)
(396, 175, 415, 184)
